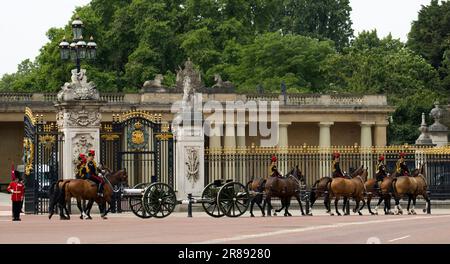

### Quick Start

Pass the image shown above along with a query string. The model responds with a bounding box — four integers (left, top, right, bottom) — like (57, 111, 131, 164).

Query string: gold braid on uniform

(396, 159, 402, 173)
(332, 160, 337, 172)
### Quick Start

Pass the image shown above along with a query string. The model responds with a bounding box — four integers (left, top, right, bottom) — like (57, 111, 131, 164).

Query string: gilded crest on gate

(23, 137, 34, 176)
(127, 121, 149, 150)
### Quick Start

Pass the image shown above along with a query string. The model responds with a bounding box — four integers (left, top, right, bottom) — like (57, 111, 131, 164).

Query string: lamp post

(59, 16, 97, 73)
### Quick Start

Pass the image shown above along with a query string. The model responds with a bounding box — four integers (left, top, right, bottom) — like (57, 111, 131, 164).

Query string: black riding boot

(98, 183, 104, 197)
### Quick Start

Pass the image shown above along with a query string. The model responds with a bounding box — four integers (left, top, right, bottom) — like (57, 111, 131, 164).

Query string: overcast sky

(0, 0, 432, 77)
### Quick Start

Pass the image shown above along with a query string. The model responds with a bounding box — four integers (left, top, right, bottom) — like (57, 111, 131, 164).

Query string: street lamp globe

(72, 16, 83, 40)
(69, 42, 77, 60)
(87, 36, 97, 60)
(76, 39, 87, 59)
(59, 38, 70, 60)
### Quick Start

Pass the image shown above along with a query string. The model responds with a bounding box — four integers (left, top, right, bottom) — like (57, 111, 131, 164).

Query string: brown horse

(264, 165, 306, 217)
(310, 165, 365, 215)
(48, 168, 128, 220)
(371, 167, 423, 215)
(365, 174, 394, 215)
(392, 163, 430, 215)
(328, 167, 368, 216)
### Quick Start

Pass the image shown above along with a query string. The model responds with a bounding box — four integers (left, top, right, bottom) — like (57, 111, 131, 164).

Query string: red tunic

(7, 182, 24, 202)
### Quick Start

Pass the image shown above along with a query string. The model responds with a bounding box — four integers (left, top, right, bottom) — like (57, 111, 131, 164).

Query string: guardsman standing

(375, 155, 387, 189)
(85, 150, 104, 197)
(7, 171, 24, 221)
(396, 152, 410, 176)
(269, 155, 282, 178)
(331, 152, 345, 178)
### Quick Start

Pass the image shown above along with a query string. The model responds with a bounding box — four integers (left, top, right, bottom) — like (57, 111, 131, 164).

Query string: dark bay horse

(48, 168, 128, 220)
(247, 178, 267, 217)
(328, 167, 368, 216)
(365, 174, 394, 215)
(264, 166, 306, 217)
(392, 163, 430, 215)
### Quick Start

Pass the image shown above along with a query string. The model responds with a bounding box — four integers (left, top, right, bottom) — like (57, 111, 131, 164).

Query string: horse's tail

(246, 180, 253, 190)
(391, 178, 398, 197)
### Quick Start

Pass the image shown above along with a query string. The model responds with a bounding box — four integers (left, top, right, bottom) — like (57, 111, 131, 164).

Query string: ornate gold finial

(134, 121, 143, 130)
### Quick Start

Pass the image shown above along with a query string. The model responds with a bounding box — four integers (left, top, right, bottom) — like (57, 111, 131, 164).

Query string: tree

(322, 30, 442, 144)
(408, 0, 450, 69)
(280, 0, 354, 50)
(0, 0, 354, 92)
(220, 32, 336, 93)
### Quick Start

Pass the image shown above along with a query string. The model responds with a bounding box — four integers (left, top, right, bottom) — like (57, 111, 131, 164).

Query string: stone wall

(0, 122, 23, 183)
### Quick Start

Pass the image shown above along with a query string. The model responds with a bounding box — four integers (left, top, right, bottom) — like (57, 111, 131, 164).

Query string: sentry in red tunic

(7, 181, 24, 202)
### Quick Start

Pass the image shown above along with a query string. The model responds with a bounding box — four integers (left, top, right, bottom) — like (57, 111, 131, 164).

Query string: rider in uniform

(331, 152, 345, 178)
(374, 155, 387, 190)
(85, 150, 104, 197)
(396, 152, 410, 176)
(269, 155, 282, 178)
(76, 153, 87, 179)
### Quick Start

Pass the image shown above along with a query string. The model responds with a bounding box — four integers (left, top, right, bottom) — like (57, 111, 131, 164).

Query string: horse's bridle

(102, 173, 124, 193)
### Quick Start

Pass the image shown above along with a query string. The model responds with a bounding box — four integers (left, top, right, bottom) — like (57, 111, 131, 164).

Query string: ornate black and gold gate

(23, 107, 63, 214)
(100, 111, 175, 189)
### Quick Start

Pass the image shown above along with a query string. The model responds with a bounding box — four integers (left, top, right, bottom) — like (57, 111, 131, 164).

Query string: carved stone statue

(185, 147, 199, 186)
(176, 58, 203, 93)
(429, 102, 448, 132)
(415, 113, 434, 146)
(142, 74, 166, 92)
(57, 69, 100, 102)
(212, 74, 234, 90)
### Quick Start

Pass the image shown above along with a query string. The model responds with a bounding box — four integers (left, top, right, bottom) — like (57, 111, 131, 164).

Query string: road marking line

(196, 215, 450, 244)
(388, 235, 410, 242)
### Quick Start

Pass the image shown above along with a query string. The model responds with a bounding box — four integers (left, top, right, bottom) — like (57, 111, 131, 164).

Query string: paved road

(1, 205, 450, 244)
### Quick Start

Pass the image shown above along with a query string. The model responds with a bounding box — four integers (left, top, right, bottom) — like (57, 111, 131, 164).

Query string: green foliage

(407, 0, 450, 91)
(0, 0, 353, 92)
(322, 30, 442, 144)
(0, 0, 446, 145)
(220, 32, 336, 93)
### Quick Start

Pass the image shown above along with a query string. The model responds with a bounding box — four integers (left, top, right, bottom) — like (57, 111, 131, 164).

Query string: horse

(247, 178, 267, 217)
(264, 165, 306, 217)
(48, 168, 128, 220)
(310, 165, 365, 215)
(247, 177, 294, 217)
(328, 167, 368, 216)
(372, 167, 423, 216)
(391, 163, 431, 215)
(365, 173, 394, 215)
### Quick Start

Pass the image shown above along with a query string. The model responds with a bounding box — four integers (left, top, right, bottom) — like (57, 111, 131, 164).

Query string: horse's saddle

(85, 179, 98, 187)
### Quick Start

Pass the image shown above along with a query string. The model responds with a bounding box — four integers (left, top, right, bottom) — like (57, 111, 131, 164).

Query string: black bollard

(187, 193, 193, 217)
(305, 194, 310, 215)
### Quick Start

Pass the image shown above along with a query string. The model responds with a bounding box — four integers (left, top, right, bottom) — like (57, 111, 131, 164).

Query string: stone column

(360, 122, 375, 147)
(374, 122, 388, 146)
(360, 122, 375, 179)
(236, 122, 246, 147)
(319, 122, 333, 147)
(278, 122, 290, 147)
(278, 122, 291, 175)
(318, 122, 333, 178)
(224, 122, 236, 180)
(55, 69, 103, 180)
(208, 122, 222, 183)
(209, 122, 222, 149)
(224, 122, 236, 148)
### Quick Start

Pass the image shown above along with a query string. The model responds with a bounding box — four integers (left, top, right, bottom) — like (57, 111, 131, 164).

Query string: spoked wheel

(218, 182, 250, 217)
(201, 181, 225, 218)
(143, 183, 177, 218)
(128, 183, 152, 219)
